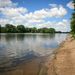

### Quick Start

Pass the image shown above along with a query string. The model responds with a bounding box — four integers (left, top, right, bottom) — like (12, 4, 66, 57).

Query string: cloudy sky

(0, 0, 74, 32)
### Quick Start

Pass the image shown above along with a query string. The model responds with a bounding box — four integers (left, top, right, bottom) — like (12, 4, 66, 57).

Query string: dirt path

(46, 36, 75, 75)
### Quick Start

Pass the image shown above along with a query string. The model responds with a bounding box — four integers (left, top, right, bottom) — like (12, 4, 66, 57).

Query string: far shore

(0, 32, 70, 33)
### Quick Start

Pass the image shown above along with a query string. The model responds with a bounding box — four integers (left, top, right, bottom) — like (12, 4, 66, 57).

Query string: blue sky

(0, 0, 74, 32)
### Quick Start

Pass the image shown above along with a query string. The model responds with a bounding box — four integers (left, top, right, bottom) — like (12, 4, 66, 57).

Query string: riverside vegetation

(0, 24, 55, 33)
(71, 0, 75, 37)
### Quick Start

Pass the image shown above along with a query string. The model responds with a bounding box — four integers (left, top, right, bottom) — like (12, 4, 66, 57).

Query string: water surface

(0, 33, 67, 71)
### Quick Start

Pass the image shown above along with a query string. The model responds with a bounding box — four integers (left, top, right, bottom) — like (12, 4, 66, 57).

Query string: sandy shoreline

(46, 35, 75, 75)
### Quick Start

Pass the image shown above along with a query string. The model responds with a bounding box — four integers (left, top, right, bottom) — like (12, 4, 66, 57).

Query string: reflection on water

(0, 33, 67, 71)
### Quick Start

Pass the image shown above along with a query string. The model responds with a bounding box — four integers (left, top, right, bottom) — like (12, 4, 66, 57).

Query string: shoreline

(45, 38, 68, 75)
(0, 56, 48, 75)
(46, 35, 75, 75)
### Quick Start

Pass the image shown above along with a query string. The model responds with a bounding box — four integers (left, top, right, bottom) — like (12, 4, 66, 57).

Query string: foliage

(37, 28, 55, 33)
(0, 24, 56, 33)
(0, 25, 1, 32)
(71, 0, 75, 35)
(17, 25, 25, 33)
(71, 13, 75, 33)
(5, 24, 17, 33)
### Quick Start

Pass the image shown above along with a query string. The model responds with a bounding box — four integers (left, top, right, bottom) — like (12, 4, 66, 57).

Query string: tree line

(71, 0, 75, 35)
(0, 24, 56, 33)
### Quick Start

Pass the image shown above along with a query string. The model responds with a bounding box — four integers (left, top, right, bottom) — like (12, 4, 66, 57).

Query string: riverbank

(0, 56, 48, 75)
(46, 35, 75, 75)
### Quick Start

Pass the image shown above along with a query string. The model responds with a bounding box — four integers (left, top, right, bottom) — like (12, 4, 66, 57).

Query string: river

(0, 33, 67, 74)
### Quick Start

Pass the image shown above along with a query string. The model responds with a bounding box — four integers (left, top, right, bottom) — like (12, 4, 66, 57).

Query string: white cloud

(25, 19, 69, 32)
(25, 5, 67, 20)
(37, 19, 70, 32)
(67, 1, 74, 9)
(21, 5, 67, 23)
(48, 5, 67, 17)
(55, 19, 70, 32)
(0, 7, 28, 17)
(0, 0, 17, 8)
(57, 19, 68, 26)
(49, 4, 57, 7)
(0, 19, 12, 26)
(0, 5, 67, 25)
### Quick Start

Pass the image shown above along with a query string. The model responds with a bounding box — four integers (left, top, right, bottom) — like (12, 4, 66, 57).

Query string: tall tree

(17, 25, 26, 33)
(71, 0, 75, 34)
(0, 25, 1, 33)
(5, 24, 17, 33)
(73, 0, 75, 10)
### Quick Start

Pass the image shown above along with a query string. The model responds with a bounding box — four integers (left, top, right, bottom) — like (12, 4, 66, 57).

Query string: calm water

(0, 33, 67, 71)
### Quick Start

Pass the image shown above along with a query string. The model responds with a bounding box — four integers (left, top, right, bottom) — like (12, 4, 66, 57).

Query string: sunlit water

(0, 33, 67, 71)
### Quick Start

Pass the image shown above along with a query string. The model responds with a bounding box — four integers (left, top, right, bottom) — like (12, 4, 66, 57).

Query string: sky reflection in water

(0, 33, 67, 69)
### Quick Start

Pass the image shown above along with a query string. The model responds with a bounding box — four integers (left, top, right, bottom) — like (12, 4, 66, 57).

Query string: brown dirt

(46, 35, 75, 75)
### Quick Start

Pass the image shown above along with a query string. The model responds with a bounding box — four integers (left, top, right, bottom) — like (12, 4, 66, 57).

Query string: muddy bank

(0, 56, 48, 75)
(46, 35, 75, 75)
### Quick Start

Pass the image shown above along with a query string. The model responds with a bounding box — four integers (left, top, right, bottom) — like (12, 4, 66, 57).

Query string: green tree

(37, 28, 55, 33)
(0, 25, 1, 33)
(73, 0, 75, 11)
(31, 27, 37, 33)
(71, 0, 75, 34)
(5, 24, 17, 33)
(0, 24, 56, 33)
(49, 28, 55, 33)
(1, 27, 6, 33)
(17, 25, 25, 33)
(25, 28, 31, 32)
